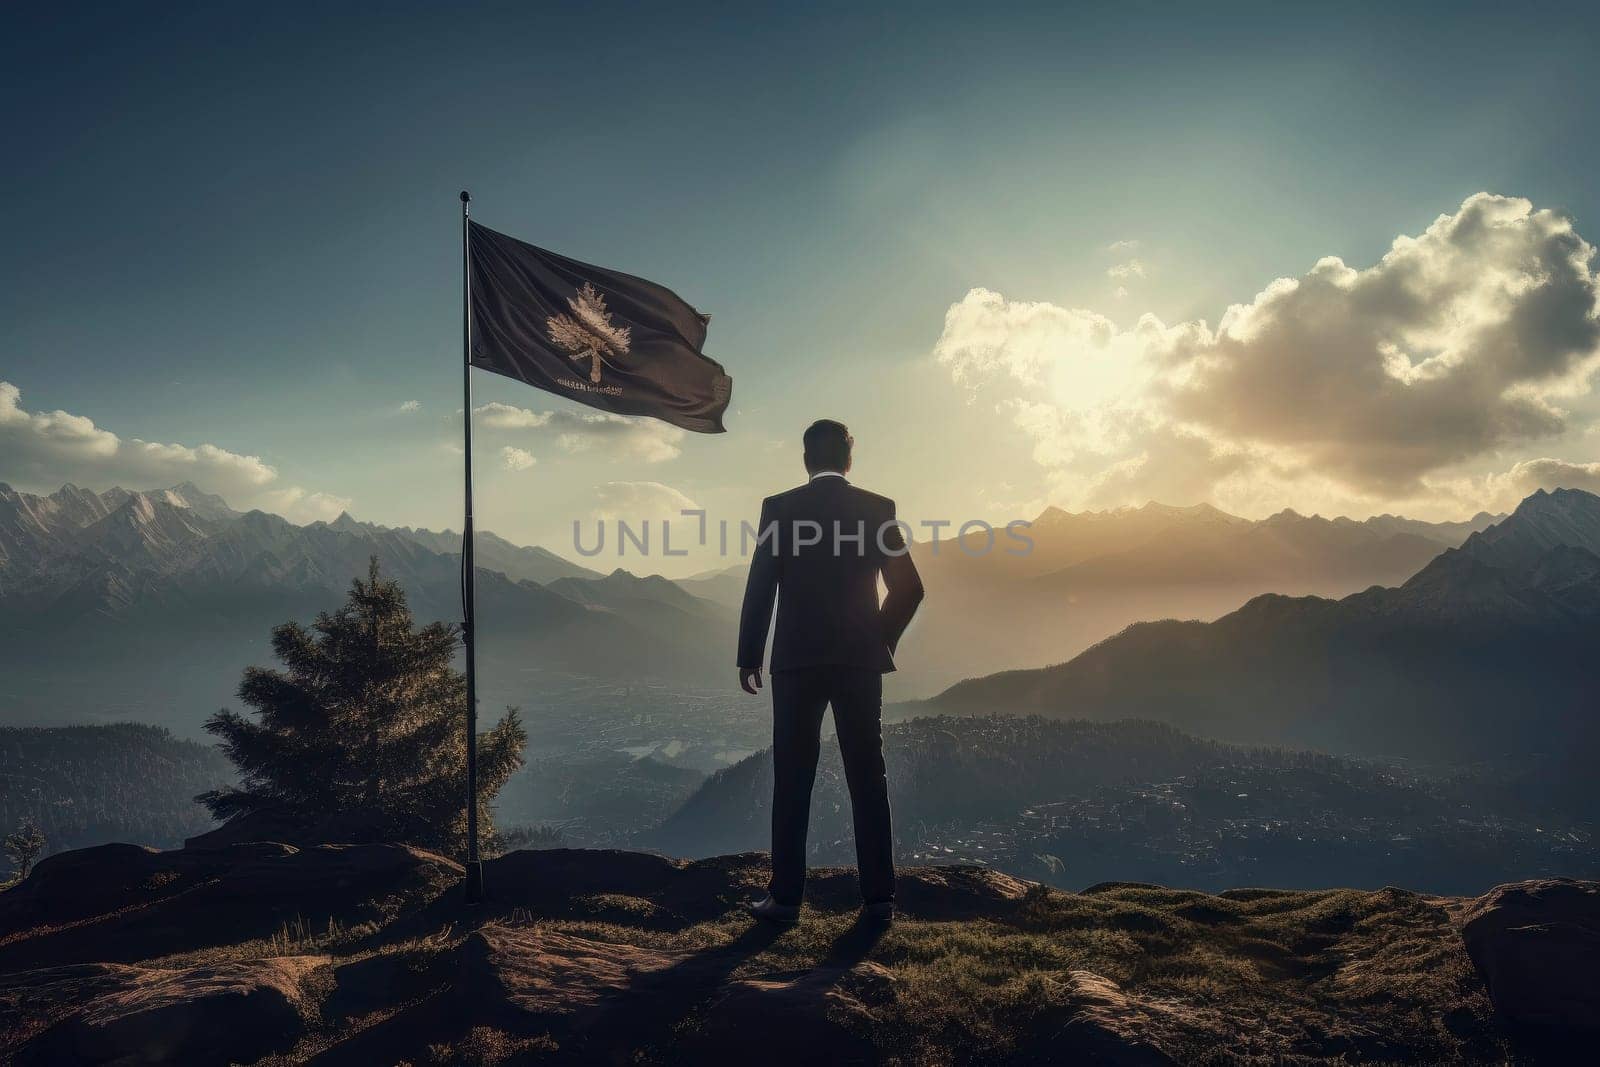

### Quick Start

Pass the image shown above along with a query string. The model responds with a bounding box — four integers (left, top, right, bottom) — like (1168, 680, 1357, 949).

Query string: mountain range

(918, 487, 1600, 770)
(662, 500, 1501, 697)
(0, 478, 1550, 749)
(887, 499, 1500, 696)
(0, 482, 735, 734)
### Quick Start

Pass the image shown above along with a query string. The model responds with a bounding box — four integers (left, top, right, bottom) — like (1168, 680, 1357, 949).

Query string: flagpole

(460, 190, 484, 904)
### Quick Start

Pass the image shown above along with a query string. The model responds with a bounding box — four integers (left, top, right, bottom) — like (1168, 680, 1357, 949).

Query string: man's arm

(737, 497, 780, 692)
(879, 502, 924, 654)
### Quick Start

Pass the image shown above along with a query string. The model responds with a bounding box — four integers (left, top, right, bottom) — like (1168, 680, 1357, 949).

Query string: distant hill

(509, 752, 706, 844)
(675, 563, 747, 610)
(0, 724, 232, 861)
(0, 483, 730, 733)
(641, 715, 1599, 894)
(918, 488, 1600, 766)
(890, 499, 1498, 697)
(549, 567, 723, 618)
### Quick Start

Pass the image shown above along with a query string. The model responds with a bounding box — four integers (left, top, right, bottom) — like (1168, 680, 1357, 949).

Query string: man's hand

(739, 666, 764, 695)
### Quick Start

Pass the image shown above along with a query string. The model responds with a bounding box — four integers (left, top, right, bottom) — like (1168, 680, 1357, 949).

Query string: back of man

(737, 419, 924, 924)
(751, 478, 897, 673)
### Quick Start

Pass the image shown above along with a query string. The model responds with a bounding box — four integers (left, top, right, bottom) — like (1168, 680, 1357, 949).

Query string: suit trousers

(767, 665, 895, 906)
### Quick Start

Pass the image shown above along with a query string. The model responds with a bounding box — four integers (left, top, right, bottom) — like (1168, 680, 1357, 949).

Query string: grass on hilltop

(226, 879, 1512, 1065)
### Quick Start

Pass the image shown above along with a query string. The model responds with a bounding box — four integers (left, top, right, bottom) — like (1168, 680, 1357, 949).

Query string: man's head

(802, 419, 853, 475)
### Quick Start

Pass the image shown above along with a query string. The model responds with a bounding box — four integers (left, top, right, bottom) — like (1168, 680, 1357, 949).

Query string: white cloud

(258, 488, 354, 523)
(591, 480, 699, 520)
(934, 194, 1600, 516)
(1106, 259, 1146, 281)
(1107, 239, 1141, 253)
(1077, 418, 1256, 509)
(397, 399, 421, 414)
(935, 287, 1157, 410)
(1482, 458, 1600, 503)
(500, 445, 537, 471)
(1156, 193, 1599, 496)
(0, 380, 346, 524)
(474, 402, 683, 462)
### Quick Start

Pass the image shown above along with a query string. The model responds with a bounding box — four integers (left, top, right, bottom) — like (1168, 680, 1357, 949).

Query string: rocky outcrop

(471, 847, 760, 929)
(425, 848, 1034, 933)
(0, 841, 459, 971)
(0, 841, 275, 931)
(184, 806, 320, 849)
(1461, 878, 1600, 1031)
(457, 922, 893, 1063)
(0, 841, 1564, 1064)
(860, 862, 1031, 919)
(12, 955, 326, 1066)
(461, 924, 685, 1023)
(691, 961, 893, 1064)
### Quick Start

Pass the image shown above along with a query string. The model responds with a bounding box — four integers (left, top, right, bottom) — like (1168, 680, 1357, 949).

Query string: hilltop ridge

(2, 839, 1595, 1063)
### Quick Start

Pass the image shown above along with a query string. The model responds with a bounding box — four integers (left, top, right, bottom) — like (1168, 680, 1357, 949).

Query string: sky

(4, 1, 1600, 574)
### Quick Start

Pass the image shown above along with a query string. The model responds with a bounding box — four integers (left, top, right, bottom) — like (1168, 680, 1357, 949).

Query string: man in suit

(737, 419, 925, 925)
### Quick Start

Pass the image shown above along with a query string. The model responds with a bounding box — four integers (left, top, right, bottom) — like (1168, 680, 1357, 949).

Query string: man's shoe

(747, 895, 800, 924)
(862, 900, 895, 925)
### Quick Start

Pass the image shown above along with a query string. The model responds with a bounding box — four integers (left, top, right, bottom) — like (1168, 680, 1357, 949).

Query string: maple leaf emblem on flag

(546, 283, 633, 383)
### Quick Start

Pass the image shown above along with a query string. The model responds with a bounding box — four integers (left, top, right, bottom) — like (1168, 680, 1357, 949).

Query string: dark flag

(467, 221, 732, 433)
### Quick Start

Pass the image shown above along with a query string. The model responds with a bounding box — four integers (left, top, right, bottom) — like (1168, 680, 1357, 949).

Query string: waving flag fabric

(467, 222, 732, 433)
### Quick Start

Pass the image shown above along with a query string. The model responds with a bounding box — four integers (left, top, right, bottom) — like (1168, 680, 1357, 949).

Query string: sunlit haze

(6, 4, 1599, 575)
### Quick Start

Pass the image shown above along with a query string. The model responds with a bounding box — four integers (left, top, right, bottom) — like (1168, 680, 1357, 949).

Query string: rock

(691, 961, 894, 1064)
(455, 851, 1036, 929)
(460, 923, 687, 1026)
(16, 955, 326, 1066)
(456, 923, 713, 1058)
(224, 841, 460, 926)
(467, 848, 758, 929)
(1012, 971, 1180, 1065)
(807, 863, 1033, 920)
(0, 963, 145, 1052)
(0, 843, 460, 970)
(0, 842, 293, 933)
(184, 806, 318, 849)
(457, 922, 885, 1060)
(324, 951, 423, 1023)
(5, 843, 1538, 1064)
(1461, 878, 1600, 1031)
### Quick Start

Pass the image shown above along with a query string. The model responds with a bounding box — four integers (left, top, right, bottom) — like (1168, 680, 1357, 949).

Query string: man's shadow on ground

(588, 912, 888, 1056)
(820, 913, 889, 970)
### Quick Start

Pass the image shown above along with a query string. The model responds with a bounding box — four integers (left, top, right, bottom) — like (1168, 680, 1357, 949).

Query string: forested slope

(0, 724, 232, 863)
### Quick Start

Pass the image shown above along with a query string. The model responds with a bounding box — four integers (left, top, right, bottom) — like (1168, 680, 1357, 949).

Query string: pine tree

(3, 820, 45, 881)
(198, 558, 525, 856)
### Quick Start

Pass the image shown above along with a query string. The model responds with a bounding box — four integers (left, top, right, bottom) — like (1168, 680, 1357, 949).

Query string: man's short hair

(803, 419, 853, 473)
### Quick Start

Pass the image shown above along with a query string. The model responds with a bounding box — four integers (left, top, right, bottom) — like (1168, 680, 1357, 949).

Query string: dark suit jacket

(737, 475, 924, 673)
